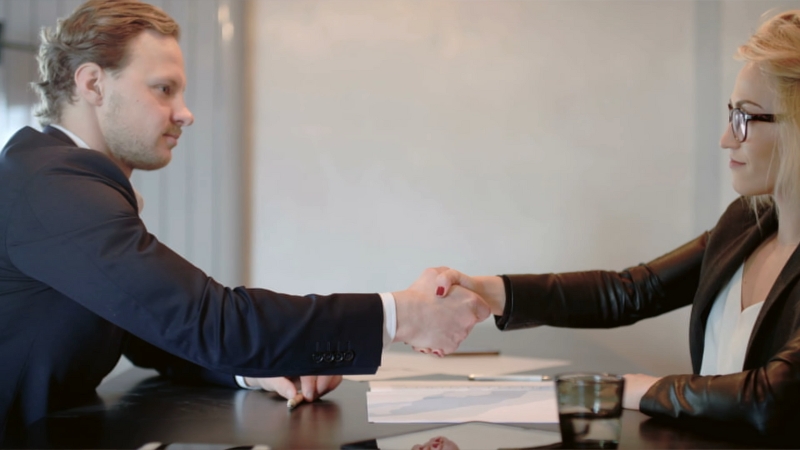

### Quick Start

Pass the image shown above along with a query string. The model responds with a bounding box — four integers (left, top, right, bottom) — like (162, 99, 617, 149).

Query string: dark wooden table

(20, 368, 763, 449)
(18, 326, 779, 449)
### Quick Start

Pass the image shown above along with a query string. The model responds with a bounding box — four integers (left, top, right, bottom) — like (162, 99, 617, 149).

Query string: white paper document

(345, 351, 568, 381)
(367, 380, 558, 424)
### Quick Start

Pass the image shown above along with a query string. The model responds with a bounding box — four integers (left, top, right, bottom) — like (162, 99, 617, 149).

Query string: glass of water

(555, 373, 625, 449)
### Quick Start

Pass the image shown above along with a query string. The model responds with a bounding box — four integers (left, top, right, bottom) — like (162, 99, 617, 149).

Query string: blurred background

(1, 0, 796, 379)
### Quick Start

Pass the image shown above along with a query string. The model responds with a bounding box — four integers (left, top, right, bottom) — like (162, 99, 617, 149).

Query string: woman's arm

(640, 329, 800, 435)
(436, 232, 709, 330)
(499, 233, 708, 329)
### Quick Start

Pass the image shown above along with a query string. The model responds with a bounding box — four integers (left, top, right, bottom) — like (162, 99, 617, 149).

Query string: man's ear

(73, 62, 105, 106)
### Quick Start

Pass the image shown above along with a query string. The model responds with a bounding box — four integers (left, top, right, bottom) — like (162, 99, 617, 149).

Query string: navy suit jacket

(0, 126, 383, 440)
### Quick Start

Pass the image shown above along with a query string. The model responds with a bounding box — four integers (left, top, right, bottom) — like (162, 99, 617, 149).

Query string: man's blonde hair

(32, 0, 179, 126)
(736, 10, 800, 212)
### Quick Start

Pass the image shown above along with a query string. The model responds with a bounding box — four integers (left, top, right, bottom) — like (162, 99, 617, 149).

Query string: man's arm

(8, 152, 488, 376)
(122, 334, 239, 387)
(7, 152, 382, 377)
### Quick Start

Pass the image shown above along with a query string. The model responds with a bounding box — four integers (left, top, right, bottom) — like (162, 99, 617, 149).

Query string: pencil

(287, 393, 304, 410)
(446, 350, 501, 357)
(468, 374, 552, 382)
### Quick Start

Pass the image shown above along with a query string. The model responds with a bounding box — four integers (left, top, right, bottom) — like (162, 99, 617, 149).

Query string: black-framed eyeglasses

(728, 102, 777, 143)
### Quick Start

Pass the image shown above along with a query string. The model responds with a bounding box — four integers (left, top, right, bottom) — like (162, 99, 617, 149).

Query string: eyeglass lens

(730, 108, 746, 141)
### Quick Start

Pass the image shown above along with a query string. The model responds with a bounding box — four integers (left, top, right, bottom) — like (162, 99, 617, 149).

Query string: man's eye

(159, 86, 171, 95)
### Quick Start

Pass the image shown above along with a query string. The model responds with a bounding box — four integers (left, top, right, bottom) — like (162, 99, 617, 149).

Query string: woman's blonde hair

(32, 0, 179, 126)
(737, 10, 800, 213)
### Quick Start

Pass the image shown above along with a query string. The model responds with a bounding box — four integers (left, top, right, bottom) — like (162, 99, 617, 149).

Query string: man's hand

(243, 375, 342, 403)
(393, 268, 491, 356)
(622, 373, 660, 410)
(433, 269, 506, 316)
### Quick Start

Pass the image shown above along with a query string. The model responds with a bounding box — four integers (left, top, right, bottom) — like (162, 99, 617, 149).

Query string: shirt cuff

(379, 292, 396, 348)
(235, 375, 262, 390)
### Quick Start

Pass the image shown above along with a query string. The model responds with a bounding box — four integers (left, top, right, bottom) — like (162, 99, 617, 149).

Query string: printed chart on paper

(367, 381, 558, 423)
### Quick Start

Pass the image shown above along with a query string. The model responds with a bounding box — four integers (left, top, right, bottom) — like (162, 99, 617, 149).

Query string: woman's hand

(434, 270, 506, 316)
(622, 373, 660, 410)
(243, 375, 343, 402)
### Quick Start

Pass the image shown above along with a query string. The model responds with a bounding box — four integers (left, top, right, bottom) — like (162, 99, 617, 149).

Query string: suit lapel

(689, 205, 776, 372)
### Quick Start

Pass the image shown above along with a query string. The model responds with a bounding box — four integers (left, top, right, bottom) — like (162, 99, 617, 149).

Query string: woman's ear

(73, 62, 105, 106)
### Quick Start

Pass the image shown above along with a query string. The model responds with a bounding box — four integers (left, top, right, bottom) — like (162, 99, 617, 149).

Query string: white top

(700, 263, 764, 375)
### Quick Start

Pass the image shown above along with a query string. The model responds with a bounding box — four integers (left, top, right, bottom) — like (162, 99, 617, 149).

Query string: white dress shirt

(700, 263, 764, 375)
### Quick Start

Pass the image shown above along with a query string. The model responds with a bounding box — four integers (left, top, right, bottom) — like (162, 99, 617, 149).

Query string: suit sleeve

(122, 334, 238, 388)
(6, 153, 384, 378)
(640, 329, 800, 436)
(495, 233, 708, 330)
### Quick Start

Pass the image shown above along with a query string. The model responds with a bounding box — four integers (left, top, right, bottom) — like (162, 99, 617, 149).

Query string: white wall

(248, 0, 800, 375)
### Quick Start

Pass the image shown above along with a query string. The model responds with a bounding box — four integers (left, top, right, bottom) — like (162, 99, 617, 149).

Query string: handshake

(244, 268, 509, 402)
(391, 268, 507, 356)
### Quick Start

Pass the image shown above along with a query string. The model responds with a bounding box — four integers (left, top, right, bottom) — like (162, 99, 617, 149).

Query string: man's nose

(174, 98, 194, 127)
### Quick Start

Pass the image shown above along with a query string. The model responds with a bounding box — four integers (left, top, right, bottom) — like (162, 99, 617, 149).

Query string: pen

(446, 350, 501, 357)
(287, 393, 304, 410)
(468, 374, 552, 382)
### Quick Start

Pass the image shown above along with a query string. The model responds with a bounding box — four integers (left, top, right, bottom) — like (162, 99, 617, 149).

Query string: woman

(434, 10, 800, 436)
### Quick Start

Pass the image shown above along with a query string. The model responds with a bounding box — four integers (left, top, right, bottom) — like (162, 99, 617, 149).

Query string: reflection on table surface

(365, 423, 560, 450)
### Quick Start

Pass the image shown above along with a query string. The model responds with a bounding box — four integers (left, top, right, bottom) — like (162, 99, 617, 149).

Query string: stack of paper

(367, 380, 558, 423)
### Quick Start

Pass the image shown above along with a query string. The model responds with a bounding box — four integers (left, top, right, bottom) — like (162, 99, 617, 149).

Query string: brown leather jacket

(496, 198, 800, 437)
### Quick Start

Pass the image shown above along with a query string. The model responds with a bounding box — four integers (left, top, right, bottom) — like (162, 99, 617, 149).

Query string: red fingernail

(436, 286, 444, 296)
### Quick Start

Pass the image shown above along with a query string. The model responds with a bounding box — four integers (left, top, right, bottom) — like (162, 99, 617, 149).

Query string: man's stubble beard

(103, 92, 172, 171)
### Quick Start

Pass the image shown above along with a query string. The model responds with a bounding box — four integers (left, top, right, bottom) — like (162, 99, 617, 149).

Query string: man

(0, 0, 490, 442)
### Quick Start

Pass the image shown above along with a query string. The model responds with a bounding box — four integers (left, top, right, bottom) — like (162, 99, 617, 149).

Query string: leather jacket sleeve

(495, 232, 708, 330)
(640, 329, 800, 436)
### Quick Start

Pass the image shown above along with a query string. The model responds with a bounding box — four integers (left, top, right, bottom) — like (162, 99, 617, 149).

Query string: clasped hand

(392, 267, 493, 356)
